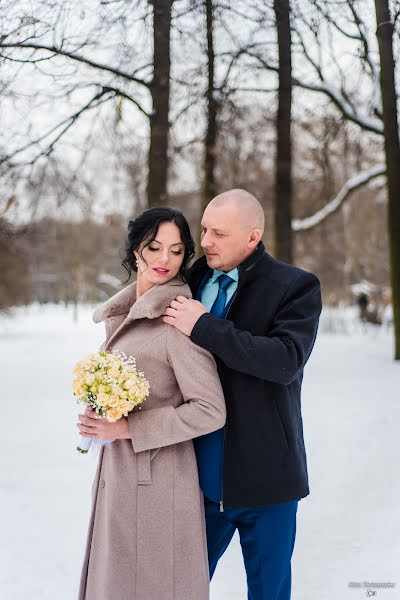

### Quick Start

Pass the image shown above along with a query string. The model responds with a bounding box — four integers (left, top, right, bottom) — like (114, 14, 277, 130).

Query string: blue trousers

(205, 498, 298, 600)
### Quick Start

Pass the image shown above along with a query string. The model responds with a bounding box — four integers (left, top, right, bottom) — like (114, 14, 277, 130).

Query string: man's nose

(201, 232, 212, 248)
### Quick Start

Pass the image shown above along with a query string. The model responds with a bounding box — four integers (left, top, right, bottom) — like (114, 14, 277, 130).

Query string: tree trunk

(374, 0, 400, 360)
(202, 0, 218, 214)
(147, 0, 172, 207)
(274, 0, 293, 263)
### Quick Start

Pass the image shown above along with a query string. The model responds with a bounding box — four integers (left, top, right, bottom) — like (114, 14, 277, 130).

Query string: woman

(77, 207, 226, 600)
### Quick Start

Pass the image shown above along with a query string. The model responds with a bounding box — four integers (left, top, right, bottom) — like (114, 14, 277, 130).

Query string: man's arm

(190, 272, 322, 385)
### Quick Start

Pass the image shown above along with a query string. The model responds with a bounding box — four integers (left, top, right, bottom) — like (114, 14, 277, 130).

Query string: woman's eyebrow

(152, 239, 184, 246)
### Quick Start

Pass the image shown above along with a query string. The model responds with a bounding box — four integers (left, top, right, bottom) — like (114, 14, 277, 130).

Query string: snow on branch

(250, 51, 384, 136)
(293, 78, 384, 135)
(292, 164, 386, 231)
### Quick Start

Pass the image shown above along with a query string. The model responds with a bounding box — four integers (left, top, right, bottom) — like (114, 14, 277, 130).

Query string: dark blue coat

(189, 242, 322, 508)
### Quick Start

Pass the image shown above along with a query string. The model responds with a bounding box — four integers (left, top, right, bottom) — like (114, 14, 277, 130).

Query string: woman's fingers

(78, 424, 98, 436)
(77, 417, 98, 432)
(79, 413, 99, 425)
(77, 411, 115, 439)
(78, 416, 92, 426)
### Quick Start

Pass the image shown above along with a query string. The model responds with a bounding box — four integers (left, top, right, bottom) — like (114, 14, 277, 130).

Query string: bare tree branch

(292, 164, 386, 231)
(346, 1, 382, 117)
(0, 89, 115, 167)
(0, 43, 152, 87)
(101, 85, 150, 117)
(229, 86, 277, 93)
(310, 0, 361, 40)
(249, 51, 384, 135)
(294, 76, 384, 134)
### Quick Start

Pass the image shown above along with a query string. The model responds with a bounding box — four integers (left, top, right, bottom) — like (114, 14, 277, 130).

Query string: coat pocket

(274, 399, 290, 454)
(137, 450, 152, 485)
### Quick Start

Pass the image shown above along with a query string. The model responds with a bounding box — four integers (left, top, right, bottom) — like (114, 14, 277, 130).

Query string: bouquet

(72, 350, 150, 454)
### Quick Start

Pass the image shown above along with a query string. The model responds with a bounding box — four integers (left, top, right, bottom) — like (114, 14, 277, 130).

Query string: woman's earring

(135, 258, 139, 268)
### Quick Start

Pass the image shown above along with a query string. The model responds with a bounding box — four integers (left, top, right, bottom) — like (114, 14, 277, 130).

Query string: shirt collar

(210, 267, 239, 284)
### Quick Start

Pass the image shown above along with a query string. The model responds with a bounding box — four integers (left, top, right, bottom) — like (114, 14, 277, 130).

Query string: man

(163, 189, 322, 600)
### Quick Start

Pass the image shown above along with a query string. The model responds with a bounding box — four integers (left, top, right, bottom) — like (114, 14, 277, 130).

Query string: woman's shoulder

(165, 322, 217, 365)
(93, 282, 137, 323)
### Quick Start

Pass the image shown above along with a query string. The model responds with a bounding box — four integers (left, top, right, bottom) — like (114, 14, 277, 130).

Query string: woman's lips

(153, 267, 170, 275)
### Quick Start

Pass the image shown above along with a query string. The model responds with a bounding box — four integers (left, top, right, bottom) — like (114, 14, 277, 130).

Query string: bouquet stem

(77, 436, 92, 454)
(76, 436, 115, 454)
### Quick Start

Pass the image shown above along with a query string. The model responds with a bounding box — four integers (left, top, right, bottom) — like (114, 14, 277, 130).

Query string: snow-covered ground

(1, 304, 399, 600)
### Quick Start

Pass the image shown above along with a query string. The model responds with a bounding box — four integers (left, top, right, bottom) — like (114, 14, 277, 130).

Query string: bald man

(163, 189, 322, 600)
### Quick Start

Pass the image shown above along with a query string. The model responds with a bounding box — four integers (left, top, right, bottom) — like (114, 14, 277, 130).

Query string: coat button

(100, 480, 105, 489)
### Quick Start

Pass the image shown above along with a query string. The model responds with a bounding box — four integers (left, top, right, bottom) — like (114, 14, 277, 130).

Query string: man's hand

(77, 406, 130, 439)
(162, 295, 208, 336)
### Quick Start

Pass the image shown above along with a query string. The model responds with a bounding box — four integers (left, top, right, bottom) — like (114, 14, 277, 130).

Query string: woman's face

(134, 222, 185, 291)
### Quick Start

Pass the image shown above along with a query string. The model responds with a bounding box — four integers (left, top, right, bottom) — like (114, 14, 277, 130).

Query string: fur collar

(93, 277, 192, 323)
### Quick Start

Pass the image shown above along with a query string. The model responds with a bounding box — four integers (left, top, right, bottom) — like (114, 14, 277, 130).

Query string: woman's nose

(159, 252, 169, 263)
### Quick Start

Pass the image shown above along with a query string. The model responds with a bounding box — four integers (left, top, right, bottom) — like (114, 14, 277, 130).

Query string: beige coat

(78, 278, 226, 600)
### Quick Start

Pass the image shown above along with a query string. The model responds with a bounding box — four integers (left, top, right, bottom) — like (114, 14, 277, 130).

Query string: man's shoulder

(258, 253, 320, 289)
(252, 254, 322, 314)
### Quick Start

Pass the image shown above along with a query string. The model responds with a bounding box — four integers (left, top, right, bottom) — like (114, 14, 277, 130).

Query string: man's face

(200, 204, 256, 272)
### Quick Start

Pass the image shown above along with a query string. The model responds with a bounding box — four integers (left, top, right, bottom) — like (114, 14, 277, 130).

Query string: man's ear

(248, 228, 262, 248)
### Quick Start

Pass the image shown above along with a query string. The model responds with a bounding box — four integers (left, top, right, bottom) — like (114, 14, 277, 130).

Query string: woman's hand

(77, 406, 131, 440)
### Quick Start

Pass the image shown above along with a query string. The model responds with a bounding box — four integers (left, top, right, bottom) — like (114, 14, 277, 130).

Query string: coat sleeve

(129, 326, 226, 453)
(190, 271, 322, 385)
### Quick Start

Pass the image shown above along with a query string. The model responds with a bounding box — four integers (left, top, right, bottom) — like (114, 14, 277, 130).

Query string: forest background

(1, 0, 399, 357)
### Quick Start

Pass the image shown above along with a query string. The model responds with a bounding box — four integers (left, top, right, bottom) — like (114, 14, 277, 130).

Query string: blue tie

(210, 274, 233, 317)
(194, 272, 233, 503)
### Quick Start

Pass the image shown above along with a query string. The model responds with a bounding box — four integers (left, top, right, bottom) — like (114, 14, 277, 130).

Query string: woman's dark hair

(122, 207, 195, 281)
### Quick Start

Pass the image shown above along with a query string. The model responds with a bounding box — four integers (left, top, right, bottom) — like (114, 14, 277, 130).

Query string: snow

(1, 304, 399, 600)
(293, 78, 384, 136)
(292, 164, 386, 231)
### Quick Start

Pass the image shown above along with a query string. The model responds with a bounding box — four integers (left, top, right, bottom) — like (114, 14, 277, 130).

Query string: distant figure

(357, 292, 382, 325)
(357, 292, 369, 320)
